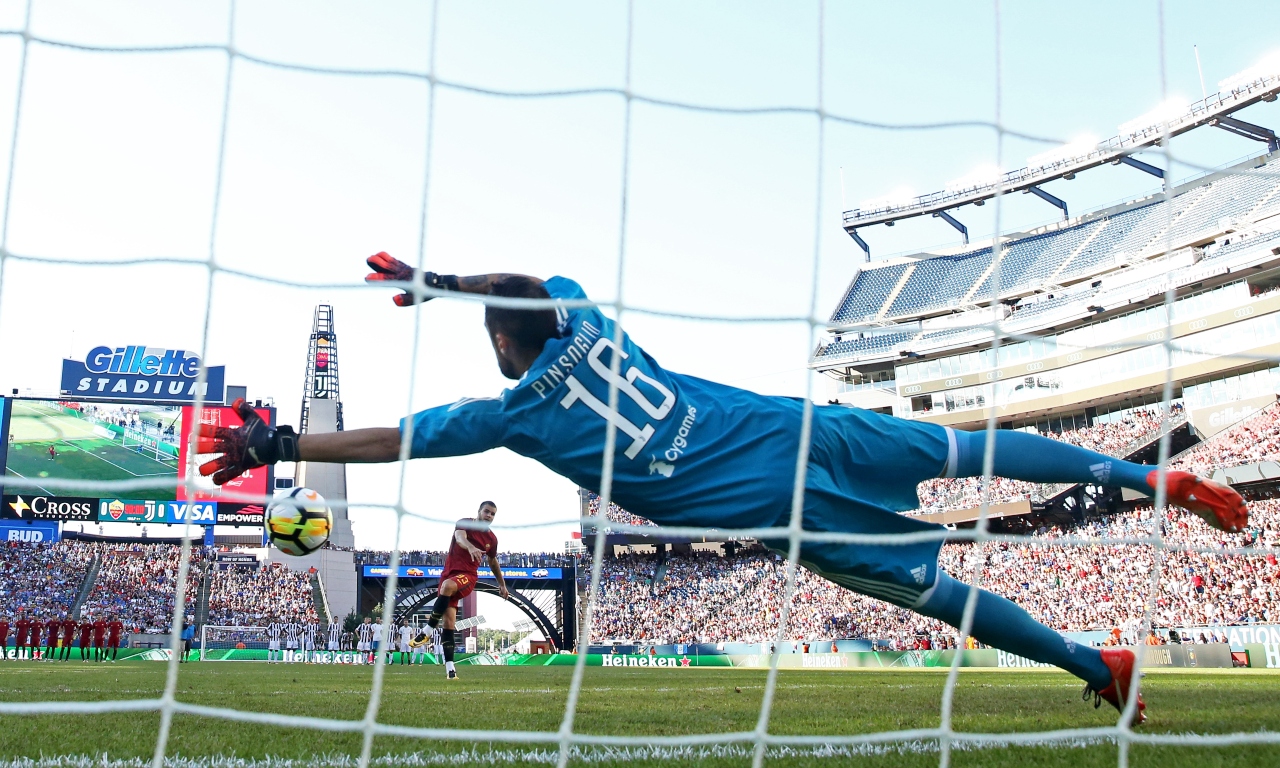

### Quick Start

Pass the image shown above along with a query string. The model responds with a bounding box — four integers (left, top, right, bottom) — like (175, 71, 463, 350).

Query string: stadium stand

(0, 540, 96, 620)
(1173, 401, 1280, 476)
(206, 561, 318, 627)
(79, 544, 207, 633)
(590, 498, 1280, 647)
(822, 159, 1280, 336)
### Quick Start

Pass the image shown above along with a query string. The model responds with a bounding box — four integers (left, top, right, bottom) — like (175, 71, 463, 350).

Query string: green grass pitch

(0, 663, 1277, 766)
(6, 401, 178, 499)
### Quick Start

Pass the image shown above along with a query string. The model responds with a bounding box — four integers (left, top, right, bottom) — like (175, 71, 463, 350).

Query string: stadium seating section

(824, 166, 1280, 344)
(590, 499, 1280, 648)
(206, 562, 317, 627)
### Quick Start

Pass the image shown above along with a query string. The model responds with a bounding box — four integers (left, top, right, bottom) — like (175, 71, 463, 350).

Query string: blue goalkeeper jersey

(403, 276, 947, 531)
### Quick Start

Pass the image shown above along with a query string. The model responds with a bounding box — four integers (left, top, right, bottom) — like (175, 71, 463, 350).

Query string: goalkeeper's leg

(950, 428, 1151, 491)
(948, 428, 1246, 530)
(915, 572, 1112, 690)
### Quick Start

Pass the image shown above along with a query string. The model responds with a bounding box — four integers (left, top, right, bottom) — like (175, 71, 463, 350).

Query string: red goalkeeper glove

(364, 251, 458, 307)
(196, 398, 299, 485)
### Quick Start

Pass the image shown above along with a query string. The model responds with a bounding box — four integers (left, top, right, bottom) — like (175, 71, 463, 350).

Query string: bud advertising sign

(61, 345, 225, 404)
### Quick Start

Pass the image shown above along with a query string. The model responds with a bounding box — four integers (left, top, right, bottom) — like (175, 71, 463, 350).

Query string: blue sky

(0, 0, 1277, 559)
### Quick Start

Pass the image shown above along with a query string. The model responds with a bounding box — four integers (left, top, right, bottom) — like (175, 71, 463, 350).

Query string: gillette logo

(84, 346, 200, 377)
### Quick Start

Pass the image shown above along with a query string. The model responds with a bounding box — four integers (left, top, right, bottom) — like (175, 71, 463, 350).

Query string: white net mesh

(1, 0, 1280, 766)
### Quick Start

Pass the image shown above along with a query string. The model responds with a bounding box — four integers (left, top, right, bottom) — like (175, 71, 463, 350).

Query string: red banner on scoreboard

(177, 405, 272, 504)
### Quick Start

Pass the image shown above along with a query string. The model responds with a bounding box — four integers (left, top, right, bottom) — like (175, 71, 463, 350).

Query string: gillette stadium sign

(61, 345, 225, 403)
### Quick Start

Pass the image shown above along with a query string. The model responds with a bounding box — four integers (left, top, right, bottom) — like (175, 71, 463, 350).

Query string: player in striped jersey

(266, 618, 283, 663)
(284, 621, 301, 654)
(304, 623, 318, 659)
(356, 617, 374, 662)
(327, 620, 341, 651)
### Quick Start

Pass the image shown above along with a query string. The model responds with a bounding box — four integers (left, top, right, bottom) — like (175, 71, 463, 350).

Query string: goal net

(199, 625, 268, 661)
(2, 1, 1279, 767)
(200, 626, 351, 663)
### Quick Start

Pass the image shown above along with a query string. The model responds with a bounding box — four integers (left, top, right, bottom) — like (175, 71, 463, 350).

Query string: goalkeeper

(200, 253, 1250, 723)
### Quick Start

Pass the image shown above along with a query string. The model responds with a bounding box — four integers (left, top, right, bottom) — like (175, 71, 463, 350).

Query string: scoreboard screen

(1, 398, 271, 526)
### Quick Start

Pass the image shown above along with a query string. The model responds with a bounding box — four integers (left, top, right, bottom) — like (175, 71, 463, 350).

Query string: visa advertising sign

(96, 499, 218, 525)
(61, 345, 225, 404)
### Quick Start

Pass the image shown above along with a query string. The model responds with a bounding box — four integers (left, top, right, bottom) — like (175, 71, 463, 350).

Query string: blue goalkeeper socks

(953, 428, 1152, 493)
(919, 572, 1112, 689)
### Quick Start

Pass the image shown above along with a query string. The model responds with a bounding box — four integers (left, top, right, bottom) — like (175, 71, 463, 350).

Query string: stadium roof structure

(843, 70, 1280, 258)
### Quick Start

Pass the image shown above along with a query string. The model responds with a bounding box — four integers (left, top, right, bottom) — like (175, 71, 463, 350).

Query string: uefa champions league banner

(60, 345, 225, 404)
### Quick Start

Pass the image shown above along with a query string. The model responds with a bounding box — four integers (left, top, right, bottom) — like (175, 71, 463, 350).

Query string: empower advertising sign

(61, 345, 225, 404)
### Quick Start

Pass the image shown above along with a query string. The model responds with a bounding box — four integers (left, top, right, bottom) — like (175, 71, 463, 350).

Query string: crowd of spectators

(0, 540, 96, 619)
(206, 562, 318, 626)
(589, 497, 1280, 647)
(587, 494, 657, 528)
(1173, 403, 1280, 477)
(80, 544, 206, 633)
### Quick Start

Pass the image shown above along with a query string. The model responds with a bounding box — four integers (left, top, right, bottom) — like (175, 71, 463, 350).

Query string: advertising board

(362, 565, 563, 579)
(0, 520, 60, 543)
(60, 345, 225, 404)
(2, 495, 96, 521)
(95, 499, 218, 525)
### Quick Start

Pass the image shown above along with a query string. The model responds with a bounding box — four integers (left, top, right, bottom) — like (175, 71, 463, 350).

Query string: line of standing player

(0, 612, 123, 661)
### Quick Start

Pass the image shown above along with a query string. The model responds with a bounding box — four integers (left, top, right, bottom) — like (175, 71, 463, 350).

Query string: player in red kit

(424, 501, 508, 680)
(28, 617, 41, 658)
(59, 616, 76, 661)
(91, 617, 107, 662)
(44, 617, 59, 662)
(15, 613, 30, 656)
(106, 616, 123, 661)
(47, 445, 56, 461)
(0, 616, 9, 660)
(78, 618, 93, 661)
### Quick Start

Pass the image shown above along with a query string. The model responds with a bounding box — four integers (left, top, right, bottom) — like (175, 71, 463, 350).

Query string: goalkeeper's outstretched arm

(198, 252, 554, 485)
(196, 400, 406, 483)
(364, 251, 542, 306)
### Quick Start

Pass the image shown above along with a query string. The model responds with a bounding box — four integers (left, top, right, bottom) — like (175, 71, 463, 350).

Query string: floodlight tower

(296, 304, 354, 549)
(300, 304, 343, 434)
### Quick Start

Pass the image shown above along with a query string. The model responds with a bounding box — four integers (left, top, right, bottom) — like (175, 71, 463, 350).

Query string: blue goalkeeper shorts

(764, 406, 955, 609)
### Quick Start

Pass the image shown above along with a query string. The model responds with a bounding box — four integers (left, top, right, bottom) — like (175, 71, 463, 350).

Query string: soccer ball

(266, 487, 332, 556)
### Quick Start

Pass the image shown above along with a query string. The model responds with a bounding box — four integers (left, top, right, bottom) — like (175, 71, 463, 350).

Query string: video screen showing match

(4, 399, 185, 500)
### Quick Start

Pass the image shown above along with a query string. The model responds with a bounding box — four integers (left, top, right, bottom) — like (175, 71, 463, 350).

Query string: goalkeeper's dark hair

(485, 277, 558, 352)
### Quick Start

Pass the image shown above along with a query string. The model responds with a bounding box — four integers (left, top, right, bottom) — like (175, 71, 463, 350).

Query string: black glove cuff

(438, 273, 459, 292)
(274, 425, 301, 463)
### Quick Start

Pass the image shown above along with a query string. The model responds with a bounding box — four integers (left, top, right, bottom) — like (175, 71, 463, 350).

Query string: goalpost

(119, 428, 179, 468)
(199, 625, 267, 662)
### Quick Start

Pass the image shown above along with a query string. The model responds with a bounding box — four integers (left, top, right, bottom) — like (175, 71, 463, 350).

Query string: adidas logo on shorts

(910, 565, 928, 585)
(1089, 461, 1112, 483)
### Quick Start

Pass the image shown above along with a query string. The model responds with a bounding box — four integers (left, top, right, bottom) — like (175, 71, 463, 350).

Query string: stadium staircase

(70, 552, 101, 620)
(194, 563, 212, 626)
(875, 264, 917, 320)
(310, 571, 331, 624)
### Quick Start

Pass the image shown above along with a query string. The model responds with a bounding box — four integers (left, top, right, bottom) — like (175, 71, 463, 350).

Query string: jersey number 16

(559, 337, 675, 460)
